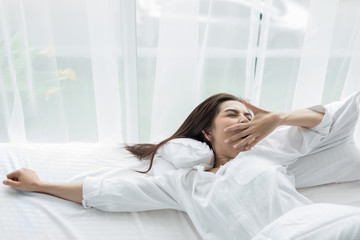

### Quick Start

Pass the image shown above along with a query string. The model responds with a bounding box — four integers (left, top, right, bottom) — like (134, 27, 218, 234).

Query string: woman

(126, 93, 324, 174)
(3, 92, 360, 239)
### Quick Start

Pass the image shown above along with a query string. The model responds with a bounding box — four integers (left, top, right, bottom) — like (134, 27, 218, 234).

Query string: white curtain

(1, 0, 360, 145)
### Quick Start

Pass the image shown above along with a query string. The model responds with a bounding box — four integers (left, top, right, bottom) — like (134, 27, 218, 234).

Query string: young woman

(3, 92, 360, 239)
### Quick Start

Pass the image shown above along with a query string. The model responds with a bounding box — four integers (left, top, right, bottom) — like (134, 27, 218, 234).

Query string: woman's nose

(238, 115, 249, 123)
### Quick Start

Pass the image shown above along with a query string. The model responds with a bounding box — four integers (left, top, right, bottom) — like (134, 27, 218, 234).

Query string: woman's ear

(202, 129, 213, 142)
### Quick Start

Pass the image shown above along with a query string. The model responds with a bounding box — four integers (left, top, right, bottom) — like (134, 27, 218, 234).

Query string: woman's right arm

(3, 168, 83, 204)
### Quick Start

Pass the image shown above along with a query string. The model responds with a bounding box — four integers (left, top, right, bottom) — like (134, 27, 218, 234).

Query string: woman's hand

(224, 99, 282, 150)
(3, 168, 42, 192)
(3, 168, 83, 203)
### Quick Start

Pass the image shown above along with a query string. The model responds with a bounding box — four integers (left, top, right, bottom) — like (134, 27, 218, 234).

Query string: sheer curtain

(1, 0, 360, 144)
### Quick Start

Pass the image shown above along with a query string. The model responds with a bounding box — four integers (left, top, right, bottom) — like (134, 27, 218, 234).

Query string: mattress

(0, 143, 359, 239)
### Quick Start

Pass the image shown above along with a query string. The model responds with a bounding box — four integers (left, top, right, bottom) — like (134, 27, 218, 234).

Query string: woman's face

(205, 100, 252, 160)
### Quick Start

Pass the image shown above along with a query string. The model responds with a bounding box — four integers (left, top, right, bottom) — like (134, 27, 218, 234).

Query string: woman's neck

(214, 155, 231, 168)
(207, 155, 230, 174)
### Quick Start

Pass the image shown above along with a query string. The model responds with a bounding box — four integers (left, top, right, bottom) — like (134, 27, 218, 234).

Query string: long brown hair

(125, 93, 243, 173)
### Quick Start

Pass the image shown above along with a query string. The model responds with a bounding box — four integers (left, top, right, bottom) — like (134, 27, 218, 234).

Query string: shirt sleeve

(249, 91, 360, 166)
(308, 91, 360, 152)
(82, 174, 182, 212)
(244, 108, 333, 166)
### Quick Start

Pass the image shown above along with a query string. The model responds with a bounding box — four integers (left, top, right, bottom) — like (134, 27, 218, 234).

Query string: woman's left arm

(4, 168, 182, 212)
(3, 168, 83, 204)
(224, 99, 324, 150)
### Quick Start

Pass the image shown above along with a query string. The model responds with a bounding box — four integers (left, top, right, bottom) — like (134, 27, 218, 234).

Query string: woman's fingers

(233, 135, 257, 149)
(224, 123, 255, 149)
(246, 139, 259, 150)
(245, 136, 265, 150)
(3, 179, 19, 188)
(6, 170, 20, 180)
(224, 102, 277, 151)
(4, 169, 22, 189)
(224, 122, 249, 133)
(224, 130, 251, 144)
(242, 99, 263, 114)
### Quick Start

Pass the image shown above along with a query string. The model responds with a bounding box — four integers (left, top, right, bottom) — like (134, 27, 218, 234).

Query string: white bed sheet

(298, 180, 360, 207)
(0, 143, 201, 240)
(0, 143, 359, 239)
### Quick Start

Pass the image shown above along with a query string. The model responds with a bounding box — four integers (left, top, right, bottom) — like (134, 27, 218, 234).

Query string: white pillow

(150, 138, 215, 176)
(288, 141, 360, 188)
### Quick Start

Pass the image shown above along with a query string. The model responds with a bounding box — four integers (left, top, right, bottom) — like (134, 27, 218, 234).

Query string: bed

(1, 142, 360, 240)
